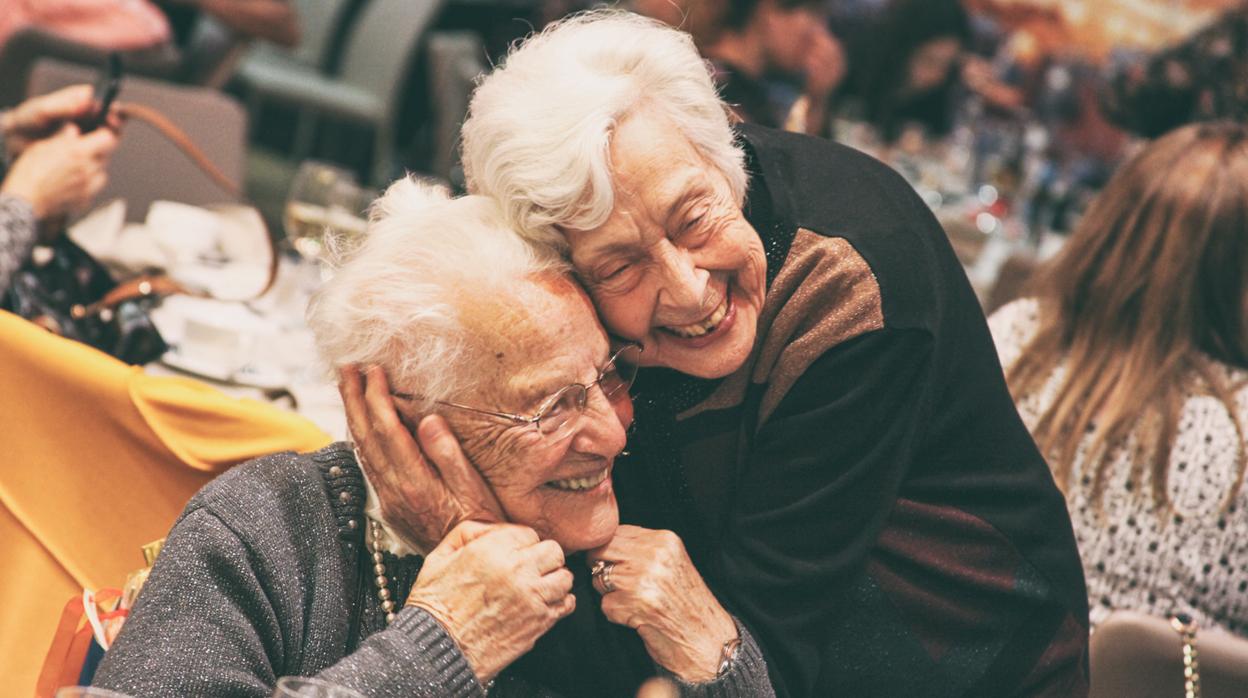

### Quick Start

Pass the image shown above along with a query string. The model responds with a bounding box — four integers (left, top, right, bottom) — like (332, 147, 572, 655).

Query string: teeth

(547, 469, 609, 492)
(664, 296, 729, 338)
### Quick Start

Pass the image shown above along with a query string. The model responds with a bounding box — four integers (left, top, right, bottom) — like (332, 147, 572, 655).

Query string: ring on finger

(591, 559, 617, 594)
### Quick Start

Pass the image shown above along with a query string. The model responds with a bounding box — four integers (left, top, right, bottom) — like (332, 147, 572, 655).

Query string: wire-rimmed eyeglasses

(393, 343, 642, 440)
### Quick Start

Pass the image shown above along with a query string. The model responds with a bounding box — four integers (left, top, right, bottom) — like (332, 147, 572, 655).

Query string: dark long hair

(1007, 121, 1248, 514)
(838, 0, 971, 140)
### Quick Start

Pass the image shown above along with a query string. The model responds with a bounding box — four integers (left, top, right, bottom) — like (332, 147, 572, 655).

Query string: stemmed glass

(283, 161, 370, 264)
(271, 676, 367, 698)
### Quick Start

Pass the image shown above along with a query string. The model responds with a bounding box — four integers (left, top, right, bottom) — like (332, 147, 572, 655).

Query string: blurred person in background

(990, 121, 1248, 637)
(156, 0, 300, 50)
(700, 0, 845, 134)
(830, 0, 973, 142)
(0, 85, 118, 288)
(1103, 4, 1248, 138)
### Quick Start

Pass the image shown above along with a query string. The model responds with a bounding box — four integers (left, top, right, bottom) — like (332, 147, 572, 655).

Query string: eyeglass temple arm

(392, 392, 535, 424)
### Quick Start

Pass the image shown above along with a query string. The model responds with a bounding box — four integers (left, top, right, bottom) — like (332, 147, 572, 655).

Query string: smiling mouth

(545, 468, 610, 492)
(661, 291, 731, 339)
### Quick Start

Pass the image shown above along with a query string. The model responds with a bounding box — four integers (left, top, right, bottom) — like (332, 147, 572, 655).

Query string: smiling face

(437, 277, 630, 552)
(565, 109, 767, 379)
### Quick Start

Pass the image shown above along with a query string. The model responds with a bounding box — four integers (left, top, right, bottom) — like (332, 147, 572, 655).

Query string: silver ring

(591, 559, 617, 594)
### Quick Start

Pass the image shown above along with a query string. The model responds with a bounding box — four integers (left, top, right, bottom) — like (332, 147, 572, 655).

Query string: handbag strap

(69, 101, 283, 317)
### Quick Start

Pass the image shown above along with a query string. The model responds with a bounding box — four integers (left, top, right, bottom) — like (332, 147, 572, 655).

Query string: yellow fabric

(0, 311, 331, 694)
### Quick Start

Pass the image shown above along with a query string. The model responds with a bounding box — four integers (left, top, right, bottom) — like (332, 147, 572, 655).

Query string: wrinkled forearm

(658, 617, 775, 698)
(316, 606, 486, 698)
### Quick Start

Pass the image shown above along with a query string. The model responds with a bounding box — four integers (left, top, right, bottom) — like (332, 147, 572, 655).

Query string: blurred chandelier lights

(973, 0, 1235, 59)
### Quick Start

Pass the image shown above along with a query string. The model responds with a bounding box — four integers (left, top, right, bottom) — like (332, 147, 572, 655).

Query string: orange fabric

(0, 311, 331, 694)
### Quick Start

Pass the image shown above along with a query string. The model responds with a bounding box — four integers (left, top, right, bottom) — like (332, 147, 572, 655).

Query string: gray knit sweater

(93, 443, 772, 697)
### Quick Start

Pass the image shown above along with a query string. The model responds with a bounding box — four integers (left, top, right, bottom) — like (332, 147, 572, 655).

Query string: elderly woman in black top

(94, 180, 774, 696)
(346, 11, 1090, 698)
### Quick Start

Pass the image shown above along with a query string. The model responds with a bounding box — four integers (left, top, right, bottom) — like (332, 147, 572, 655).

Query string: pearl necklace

(369, 519, 397, 624)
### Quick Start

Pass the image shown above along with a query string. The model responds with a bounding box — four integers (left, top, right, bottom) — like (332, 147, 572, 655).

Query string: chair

(27, 59, 248, 222)
(0, 310, 331, 695)
(1089, 610, 1248, 698)
(425, 31, 486, 189)
(234, 0, 354, 89)
(237, 0, 447, 185)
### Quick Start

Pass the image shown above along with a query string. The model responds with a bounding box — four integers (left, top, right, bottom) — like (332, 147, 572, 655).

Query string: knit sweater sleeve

(93, 507, 484, 698)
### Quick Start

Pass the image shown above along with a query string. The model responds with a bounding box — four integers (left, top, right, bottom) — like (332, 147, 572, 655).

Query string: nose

(653, 240, 709, 315)
(571, 386, 629, 458)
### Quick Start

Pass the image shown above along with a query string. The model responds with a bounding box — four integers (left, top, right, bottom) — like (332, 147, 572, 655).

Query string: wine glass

(271, 676, 367, 698)
(282, 161, 368, 263)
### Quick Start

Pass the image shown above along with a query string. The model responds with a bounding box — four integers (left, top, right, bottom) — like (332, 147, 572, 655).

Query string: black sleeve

(93, 508, 483, 698)
(718, 326, 933, 696)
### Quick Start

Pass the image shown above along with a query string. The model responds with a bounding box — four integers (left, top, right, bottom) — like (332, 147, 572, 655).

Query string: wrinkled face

(440, 279, 630, 552)
(565, 109, 767, 379)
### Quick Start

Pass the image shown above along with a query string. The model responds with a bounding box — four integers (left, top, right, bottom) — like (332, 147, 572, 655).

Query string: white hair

(461, 9, 747, 253)
(306, 177, 567, 407)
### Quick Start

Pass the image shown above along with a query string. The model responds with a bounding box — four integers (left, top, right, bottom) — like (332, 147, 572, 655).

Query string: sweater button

(329, 465, 343, 478)
(339, 491, 351, 504)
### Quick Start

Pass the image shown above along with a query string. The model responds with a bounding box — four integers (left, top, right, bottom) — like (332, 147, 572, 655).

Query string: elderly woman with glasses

(345, 11, 1091, 698)
(91, 180, 774, 697)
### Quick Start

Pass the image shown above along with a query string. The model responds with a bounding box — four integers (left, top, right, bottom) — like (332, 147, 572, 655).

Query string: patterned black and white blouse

(0, 120, 38, 289)
(990, 298, 1248, 638)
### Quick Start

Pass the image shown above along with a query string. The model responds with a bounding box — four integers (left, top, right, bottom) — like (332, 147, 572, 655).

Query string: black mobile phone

(80, 53, 122, 132)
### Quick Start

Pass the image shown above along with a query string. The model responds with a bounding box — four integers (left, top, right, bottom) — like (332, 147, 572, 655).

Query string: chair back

(246, 0, 353, 70)
(1089, 610, 1248, 698)
(426, 31, 485, 187)
(338, 0, 444, 115)
(27, 59, 247, 221)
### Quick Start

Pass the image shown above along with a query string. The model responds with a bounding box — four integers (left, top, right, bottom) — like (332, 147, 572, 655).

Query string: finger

(54, 122, 82, 139)
(600, 592, 643, 629)
(48, 85, 95, 118)
(80, 127, 119, 157)
(585, 526, 644, 564)
(341, 365, 432, 527)
(84, 171, 109, 200)
(549, 593, 575, 619)
(526, 539, 565, 575)
(636, 677, 679, 698)
(438, 520, 503, 551)
(476, 523, 540, 549)
(417, 414, 504, 522)
(360, 365, 438, 485)
(535, 567, 574, 604)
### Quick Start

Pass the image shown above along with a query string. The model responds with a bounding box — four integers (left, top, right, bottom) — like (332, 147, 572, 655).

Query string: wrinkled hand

(338, 366, 504, 551)
(2, 85, 119, 158)
(1, 123, 117, 223)
(589, 526, 737, 683)
(407, 521, 576, 684)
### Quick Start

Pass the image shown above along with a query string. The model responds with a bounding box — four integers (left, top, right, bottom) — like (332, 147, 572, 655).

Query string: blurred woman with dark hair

(990, 121, 1248, 636)
(832, 0, 972, 141)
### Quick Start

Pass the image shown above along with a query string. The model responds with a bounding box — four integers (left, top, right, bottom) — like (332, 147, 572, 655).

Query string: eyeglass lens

(537, 345, 640, 437)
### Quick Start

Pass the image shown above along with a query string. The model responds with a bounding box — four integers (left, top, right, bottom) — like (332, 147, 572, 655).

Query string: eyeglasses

(393, 343, 642, 441)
